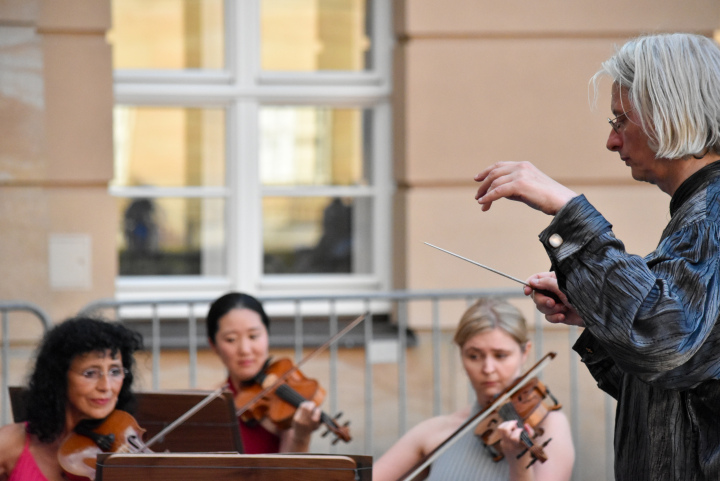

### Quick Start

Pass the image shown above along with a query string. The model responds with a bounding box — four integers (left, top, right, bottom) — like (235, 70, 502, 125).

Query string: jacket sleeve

(542, 195, 720, 390)
(572, 329, 624, 399)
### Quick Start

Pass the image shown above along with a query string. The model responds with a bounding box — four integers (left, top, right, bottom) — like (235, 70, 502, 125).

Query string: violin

(234, 357, 352, 444)
(58, 409, 151, 480)
(58, 384, 240, 480)
(395, 352, 557, 481)
(475, 377, 561, 467)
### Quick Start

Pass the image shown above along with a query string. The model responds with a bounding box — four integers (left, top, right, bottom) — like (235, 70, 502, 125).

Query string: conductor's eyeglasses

(608, 109, 633, 133)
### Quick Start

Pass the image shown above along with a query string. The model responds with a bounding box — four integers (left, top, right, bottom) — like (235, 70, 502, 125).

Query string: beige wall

(394, 1, 720, 328)
(0, 0, 115, 324)
(0, 1, 718, 476)
(392, 5, 720, 477)
(1, 0, 719, 323)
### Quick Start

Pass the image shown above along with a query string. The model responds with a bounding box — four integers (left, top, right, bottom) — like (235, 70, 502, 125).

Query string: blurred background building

(2, 2, 720, 478)
(1, 0, 718, 326)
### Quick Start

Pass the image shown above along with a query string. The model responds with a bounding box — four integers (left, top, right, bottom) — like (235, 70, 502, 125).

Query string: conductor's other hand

(474, 161, 577, 215)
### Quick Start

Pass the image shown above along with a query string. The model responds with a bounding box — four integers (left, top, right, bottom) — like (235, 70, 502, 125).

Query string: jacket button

(549, 233, 564, 248)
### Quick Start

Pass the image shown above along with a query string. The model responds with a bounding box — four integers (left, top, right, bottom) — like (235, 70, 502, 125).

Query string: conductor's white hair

(592, 33, 720, 159)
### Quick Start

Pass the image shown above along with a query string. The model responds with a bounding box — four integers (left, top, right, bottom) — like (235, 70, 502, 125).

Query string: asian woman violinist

(0, 316, 143, 481)
(373, 298, 574, 481)
(206, 292, 323, 454)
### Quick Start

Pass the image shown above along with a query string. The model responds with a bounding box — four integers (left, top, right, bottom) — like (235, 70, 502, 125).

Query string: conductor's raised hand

(523, 272, 585, 327)
(474, 161, 577, 215)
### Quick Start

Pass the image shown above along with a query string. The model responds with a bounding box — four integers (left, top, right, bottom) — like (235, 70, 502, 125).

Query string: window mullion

(372, 101, 394, 291)
(236, 100, 262, 292)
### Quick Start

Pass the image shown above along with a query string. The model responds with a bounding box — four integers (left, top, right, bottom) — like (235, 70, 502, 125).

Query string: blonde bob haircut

(453, 298, 529, 351)
(592, 33, 720, 159)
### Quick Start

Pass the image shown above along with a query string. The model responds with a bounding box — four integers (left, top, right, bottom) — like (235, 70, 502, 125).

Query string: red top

(8, 425, 50, 481)
(226, 377, 281, 454)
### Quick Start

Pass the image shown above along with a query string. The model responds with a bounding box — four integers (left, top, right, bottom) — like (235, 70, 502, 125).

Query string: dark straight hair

(206, 292, 271, 343)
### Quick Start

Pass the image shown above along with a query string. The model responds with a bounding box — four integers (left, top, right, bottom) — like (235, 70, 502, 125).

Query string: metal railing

(1, 290, 616, 480)
(0, 301, 52, 424)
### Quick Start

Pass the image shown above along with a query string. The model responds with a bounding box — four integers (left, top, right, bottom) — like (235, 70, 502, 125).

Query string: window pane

(261, 0, 370, 72)
(260, 106, 370, 186)
(263, 197, 372, 274)
(113, 106, 225, 188)
(109, 0, 224, 70)
(118, 197, 226, 276)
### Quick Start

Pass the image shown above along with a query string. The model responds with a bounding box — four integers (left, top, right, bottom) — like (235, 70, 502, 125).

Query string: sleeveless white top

(426, 402, 509, 480)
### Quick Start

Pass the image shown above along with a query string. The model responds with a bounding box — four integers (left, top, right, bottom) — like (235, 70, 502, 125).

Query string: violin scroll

(320, 411, 351, 444)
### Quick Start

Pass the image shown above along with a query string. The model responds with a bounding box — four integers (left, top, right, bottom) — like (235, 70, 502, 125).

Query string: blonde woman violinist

(373, 298, 574, 481)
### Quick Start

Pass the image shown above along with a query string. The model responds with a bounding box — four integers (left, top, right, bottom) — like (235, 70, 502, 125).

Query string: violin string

(274, 384, 307, 407)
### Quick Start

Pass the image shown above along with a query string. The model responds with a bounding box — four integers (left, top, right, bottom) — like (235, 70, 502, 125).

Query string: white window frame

(111, 0, 394, 303)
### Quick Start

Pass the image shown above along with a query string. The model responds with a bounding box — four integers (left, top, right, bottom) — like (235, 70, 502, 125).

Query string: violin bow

(96, 313, 367, 453)
(143, 385, 228, 450)
(234, 311, 368, 418)
(397, 352, 557, 481)
(142, 312, 367, 449)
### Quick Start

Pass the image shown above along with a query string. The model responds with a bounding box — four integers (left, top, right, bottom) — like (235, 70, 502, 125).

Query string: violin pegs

(321, 429, 330, 438)
(343, 421, 350, 428)
(333, 412, 344, 420)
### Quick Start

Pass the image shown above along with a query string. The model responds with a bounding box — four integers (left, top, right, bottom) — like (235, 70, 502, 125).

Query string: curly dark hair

(206, 292, 270, 344)
(24, 316, 144, 443)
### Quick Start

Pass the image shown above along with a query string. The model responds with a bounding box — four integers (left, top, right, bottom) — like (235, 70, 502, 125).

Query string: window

(109, 0, 393, 300)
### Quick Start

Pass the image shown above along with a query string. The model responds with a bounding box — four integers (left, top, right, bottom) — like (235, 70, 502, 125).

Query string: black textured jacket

(542, 162, 720, 481)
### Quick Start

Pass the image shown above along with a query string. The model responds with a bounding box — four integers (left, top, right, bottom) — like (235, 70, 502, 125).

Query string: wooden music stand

(8, 386, 25, 423)
(95, 452, 373, 481)
(130, 390, 243, 453)
(8, 387, 242, 454)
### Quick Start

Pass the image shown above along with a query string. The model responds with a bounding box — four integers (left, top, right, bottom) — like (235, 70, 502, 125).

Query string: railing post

(431, 298, 441, 416)
(189, 303, 197, 388)
(2, 310, 9, 424)
(152, 304, 160, 391)
(363, 301, 374, 455)
(0, 302, 52, 425)
(294, 300, 303, 364)
(397, 299, 408, 435)
(328, 300, 338, 455)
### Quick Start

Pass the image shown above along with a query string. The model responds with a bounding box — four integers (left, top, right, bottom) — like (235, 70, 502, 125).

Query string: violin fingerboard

(498, 403, 521, 423)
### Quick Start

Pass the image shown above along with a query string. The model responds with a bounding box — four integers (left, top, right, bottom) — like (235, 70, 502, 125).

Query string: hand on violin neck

(292, 401, 322, 436)
(497, 420, 535, 465)
(278, 401, 322, 453)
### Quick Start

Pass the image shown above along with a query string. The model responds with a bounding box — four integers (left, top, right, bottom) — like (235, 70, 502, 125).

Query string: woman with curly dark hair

(0, 316, 143, 481)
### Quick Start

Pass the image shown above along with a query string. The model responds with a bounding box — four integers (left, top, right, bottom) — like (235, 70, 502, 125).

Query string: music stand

(96, 452, 373, 481)
(131, 390, 243, 453)
(8, 386, 25, 422)
(8, 387, 243, 454)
